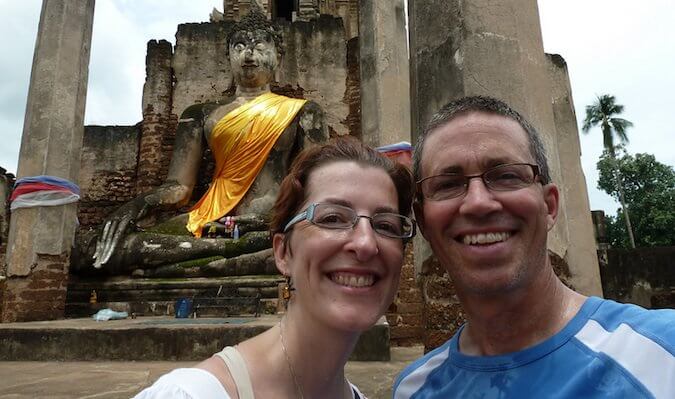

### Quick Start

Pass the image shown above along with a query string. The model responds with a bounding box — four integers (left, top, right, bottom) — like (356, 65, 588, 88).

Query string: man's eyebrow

(482, 157, 521, 169)
(436, 157, 520, 175)
(437, 165, 463, 174)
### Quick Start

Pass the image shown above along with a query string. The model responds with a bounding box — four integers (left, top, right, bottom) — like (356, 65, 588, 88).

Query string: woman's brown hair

(270, 137, 414, 237)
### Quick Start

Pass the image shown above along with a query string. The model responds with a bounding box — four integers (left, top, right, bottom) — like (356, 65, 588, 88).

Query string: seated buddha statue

(79, 10, 327, 275)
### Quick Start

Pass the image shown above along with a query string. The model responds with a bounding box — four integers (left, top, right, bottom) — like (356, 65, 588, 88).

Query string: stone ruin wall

(600, 247, 675, 309)
(77, 15, 355, 232)
(221, 0, 359, 39)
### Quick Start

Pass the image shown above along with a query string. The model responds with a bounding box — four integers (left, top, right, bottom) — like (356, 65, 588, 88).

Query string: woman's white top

(133, 346, 367, 399)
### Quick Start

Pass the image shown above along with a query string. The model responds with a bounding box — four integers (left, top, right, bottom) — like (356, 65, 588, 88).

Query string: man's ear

(543, 183, 559, 231)
(273, 233, 290, 275)
(413, 199, 428, 240)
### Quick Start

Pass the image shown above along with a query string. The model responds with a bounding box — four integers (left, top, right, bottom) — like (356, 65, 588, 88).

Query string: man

(394, 96, 675, 398)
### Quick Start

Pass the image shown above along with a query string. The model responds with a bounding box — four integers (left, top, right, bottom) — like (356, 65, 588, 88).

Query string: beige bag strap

(214, 346, 255, 399)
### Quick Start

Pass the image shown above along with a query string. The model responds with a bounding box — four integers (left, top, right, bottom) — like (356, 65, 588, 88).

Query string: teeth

(330, 272, 375, 288)
(462, 232, 511, 245)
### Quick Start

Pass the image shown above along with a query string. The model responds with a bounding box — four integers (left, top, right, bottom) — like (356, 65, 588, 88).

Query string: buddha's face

(229, 29, 279, 88)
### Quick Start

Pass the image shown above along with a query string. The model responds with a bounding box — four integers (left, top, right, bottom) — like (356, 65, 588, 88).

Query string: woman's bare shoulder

(196, 356, 239, 399)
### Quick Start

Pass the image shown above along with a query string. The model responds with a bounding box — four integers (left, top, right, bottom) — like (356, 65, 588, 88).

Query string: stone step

(0, 315, 390, 361)
(65, 298, 280, 318)
(66, 276, 284, 318)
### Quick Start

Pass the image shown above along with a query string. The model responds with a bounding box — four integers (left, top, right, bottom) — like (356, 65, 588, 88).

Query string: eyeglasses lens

(421, 163, 537, 200)
(310, 204, 412, 238)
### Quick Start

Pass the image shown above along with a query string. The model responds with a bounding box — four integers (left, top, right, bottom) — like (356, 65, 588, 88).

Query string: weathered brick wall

(0, 254, 69, 322)
(278, 15, 349, 136)
(78, 125, 141, 229)
(223, 0, 359, 38)
(137, 40, 176, 194)
(172, 22, 231, 118)
(418, 256, 466, 352)
(343, 36, 361, 140)
(600, 247, 675, 309)
(387, 244, 425, 346)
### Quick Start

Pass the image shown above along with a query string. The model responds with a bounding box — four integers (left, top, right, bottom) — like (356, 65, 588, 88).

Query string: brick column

(1, 0, 95, 322)
(137, 40, 175, 194)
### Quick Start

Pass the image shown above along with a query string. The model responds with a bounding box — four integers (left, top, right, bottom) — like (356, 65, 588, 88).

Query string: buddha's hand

(92, 197, 151, 268)
(232, 213, 269, 235)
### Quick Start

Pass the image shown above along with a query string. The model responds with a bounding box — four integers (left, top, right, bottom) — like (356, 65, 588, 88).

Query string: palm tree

(582, 94, 636, 248)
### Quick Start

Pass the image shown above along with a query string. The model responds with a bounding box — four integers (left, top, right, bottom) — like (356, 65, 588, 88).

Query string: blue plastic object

(175, 298, 193, 318)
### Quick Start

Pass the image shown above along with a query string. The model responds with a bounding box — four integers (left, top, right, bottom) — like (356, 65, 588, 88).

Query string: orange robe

(187, 92, 307, 237)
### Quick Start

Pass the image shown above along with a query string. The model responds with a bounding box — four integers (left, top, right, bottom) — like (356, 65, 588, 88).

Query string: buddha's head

(227, 10, 283, 89)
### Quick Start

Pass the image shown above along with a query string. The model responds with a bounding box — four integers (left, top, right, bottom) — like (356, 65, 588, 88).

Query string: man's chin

(453, 268, 527, 297)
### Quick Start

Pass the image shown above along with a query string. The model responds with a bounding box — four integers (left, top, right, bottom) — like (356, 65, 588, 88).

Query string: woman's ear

(273, 233, 290, 275)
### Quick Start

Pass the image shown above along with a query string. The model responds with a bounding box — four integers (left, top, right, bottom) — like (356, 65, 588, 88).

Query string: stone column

(409, 0, 601, 350)
(358, 0, 411, 147)
(547, 54, 603, 297)
(1, 0, 95, 322)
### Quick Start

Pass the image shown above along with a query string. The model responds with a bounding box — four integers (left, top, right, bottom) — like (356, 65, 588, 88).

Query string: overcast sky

(1, 0, 673, 216)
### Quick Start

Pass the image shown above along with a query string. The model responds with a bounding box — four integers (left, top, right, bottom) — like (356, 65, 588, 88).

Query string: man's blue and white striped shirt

(394, 297, 675, 399)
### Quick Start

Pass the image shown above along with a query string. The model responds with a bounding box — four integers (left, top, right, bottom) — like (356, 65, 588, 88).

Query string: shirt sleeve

(133, 368, 231, 399)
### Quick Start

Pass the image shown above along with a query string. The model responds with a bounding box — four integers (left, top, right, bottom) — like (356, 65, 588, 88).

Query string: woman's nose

(345, 218, 380, 261)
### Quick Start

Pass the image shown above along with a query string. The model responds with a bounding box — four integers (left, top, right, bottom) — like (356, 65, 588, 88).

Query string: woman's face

(274, 161, 405, 333)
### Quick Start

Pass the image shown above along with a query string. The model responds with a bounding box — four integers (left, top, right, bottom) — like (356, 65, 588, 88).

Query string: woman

(135, 137, 415, 398)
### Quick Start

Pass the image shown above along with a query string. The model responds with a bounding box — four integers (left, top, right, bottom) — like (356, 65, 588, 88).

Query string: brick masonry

(0, 253, 70, 322)
(387, 244, 424, 346)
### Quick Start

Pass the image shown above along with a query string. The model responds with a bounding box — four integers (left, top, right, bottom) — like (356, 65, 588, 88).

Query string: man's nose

(346, 217, 379, 261)
(458, 177, 502, 216)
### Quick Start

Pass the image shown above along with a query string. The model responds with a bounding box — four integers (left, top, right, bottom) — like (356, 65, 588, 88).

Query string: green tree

(597, 150, 675, 248)
(582, 94, 636, 247)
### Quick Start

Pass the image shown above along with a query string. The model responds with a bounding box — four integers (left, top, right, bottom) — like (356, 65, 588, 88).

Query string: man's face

(415, 111, 558, 297)
(229, 30, 278, 88)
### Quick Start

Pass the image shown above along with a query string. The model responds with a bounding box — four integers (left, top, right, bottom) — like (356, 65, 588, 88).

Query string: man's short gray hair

(412, 96, 551, 197)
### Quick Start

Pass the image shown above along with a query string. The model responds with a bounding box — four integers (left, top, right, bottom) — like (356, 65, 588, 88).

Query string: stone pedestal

(1, 0, 95, 322)
(358, 0, 411, 147)
(409, 0, 602, 350)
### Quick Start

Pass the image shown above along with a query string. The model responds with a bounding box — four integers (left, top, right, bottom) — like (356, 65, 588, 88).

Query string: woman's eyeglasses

(283, 203, 415, 239)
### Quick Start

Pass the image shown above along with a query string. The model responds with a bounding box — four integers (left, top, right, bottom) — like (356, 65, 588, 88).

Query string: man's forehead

(421, 111, 532, 174)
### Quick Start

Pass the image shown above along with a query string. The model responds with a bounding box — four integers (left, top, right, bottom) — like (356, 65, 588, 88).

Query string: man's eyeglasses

(417, 163, 541, 201)
(283, 203, 416, 239)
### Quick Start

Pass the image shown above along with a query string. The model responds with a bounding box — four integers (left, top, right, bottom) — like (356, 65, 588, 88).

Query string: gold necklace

(279, 321, 304, 399)
(278, 321, 352, 399)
